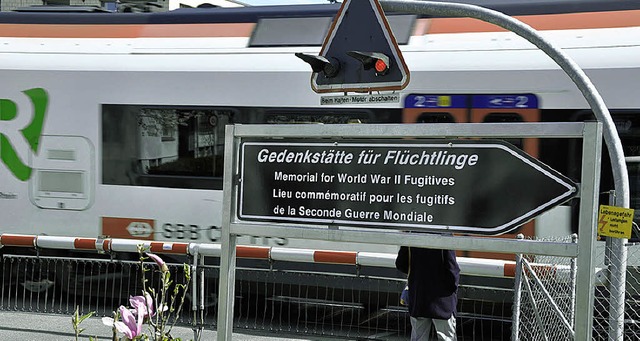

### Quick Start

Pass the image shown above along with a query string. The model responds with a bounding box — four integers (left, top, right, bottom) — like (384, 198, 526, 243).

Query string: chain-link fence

(592, 242, 640, 340)
(513, 236, 577, 341)
(513, 235, 640, 340)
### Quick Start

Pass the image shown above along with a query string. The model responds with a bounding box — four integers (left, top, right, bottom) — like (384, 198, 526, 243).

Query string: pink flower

(130, 294, 151, 317)
(102, 305, 142, 339)
(146, 252, 169, 273)
(103, 295, 159, 339)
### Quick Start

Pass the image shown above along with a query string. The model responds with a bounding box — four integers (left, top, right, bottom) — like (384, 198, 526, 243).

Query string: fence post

(511, 234, 525, 341)
(573, 122, 603, 339)
(606, 191, 627, 341)
(570, 233, 578, 328)
(190, 245, 202, 341)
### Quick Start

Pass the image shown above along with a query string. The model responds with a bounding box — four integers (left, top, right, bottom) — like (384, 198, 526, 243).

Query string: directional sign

(472, 94, 539, 109)
(306, 0, 410, 93)
(405, 94, 468, 109)
(237, 139, 578, 235)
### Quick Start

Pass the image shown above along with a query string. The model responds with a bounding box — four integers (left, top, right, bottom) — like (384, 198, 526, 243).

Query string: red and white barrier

(1, 233, 595, 281)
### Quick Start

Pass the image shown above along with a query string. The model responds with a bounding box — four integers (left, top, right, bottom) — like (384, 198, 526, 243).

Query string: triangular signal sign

(309, 0, 410, 93)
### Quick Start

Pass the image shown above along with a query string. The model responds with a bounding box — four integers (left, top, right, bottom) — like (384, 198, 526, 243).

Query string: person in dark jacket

(396, 246, 460, 341)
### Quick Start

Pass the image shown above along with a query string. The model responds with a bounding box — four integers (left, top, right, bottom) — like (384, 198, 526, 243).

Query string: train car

(0, 1, 639, 292)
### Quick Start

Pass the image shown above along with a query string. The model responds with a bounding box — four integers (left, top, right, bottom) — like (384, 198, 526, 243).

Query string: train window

(613, 114, 640, 241)
(385, 15, 417, 45)
(102, 106, 400, 190)
(249, 15, 415, 47)
(611, 115, 640, 157)
(250, 17, 333, 47)
(627, 161, 640, 240)
(102, 105, 234, 190)
(482, 113, 524, 149)
(416, 112, 455, 123)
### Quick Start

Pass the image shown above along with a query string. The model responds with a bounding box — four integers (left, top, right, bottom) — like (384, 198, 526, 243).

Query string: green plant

(100, 245, 192, 340)
(72, 306, 96, 341)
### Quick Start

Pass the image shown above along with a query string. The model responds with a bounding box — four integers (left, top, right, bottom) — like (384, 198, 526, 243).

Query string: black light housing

(295, 53, 340, 78)
(346, 51, 390, 76)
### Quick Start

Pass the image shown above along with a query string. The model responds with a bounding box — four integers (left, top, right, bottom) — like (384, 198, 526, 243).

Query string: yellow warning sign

(598, 205, 635, 239)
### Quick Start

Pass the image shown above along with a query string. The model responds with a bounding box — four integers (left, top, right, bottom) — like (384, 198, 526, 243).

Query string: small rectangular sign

(320, 93, 400, 105)
(102, 216, 155, 240)
(472, 94, 538, 109)
(598, 205, 634, 239)
(404, 94, 467, 109)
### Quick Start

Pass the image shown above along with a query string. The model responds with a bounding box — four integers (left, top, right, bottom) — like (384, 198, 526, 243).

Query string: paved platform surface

(0, 311, 319, 340)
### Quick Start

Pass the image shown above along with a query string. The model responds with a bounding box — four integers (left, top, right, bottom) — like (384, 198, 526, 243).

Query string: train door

(403, 94, 468, 124)
(404, 94, 470, 259)
(471, 94, 540, 157)
(469, 94, 541, 259)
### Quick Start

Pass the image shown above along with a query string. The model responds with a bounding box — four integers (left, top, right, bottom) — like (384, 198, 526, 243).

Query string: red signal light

(346, 51, 391, 76)
(374, 59, 388, 73)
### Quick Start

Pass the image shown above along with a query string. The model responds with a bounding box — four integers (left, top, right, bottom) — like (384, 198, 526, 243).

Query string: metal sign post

(216, 121, 602, 340)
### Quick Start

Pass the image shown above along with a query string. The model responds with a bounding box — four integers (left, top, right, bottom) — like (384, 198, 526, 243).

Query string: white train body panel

(0, 4, 639, 257)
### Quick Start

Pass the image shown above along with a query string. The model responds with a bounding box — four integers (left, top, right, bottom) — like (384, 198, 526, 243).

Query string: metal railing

(0, 233, 517, 340)
(6, 232, 639, 340)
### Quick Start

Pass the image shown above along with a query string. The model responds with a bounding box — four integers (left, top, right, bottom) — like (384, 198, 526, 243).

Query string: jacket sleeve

(444, 249, 460, 291)
(395, 246, 409, 274)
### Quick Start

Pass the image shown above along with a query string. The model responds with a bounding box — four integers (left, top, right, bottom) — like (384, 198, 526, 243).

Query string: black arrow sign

(237, 139, 577, 236)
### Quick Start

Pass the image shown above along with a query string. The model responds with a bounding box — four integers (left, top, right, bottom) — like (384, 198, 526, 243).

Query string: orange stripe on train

(0, 22, 255, 38)
(423, 10, 640, 34)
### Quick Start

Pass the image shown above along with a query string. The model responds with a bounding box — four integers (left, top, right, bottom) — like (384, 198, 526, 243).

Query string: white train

(0, 1, 639, 262)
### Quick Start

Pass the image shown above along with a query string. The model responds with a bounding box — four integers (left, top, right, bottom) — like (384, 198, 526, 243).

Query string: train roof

(1, 0, 640, 24)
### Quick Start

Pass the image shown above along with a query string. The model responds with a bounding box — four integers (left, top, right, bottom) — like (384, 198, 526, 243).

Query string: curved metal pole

(380, 1, 628, 340)
(381, 0, 629, 207)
